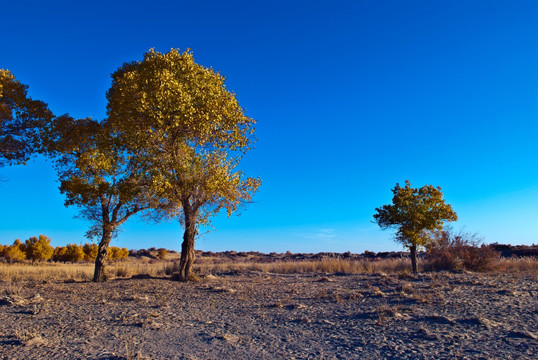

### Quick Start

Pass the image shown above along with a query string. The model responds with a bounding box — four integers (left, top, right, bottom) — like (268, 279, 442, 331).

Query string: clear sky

(1, 0, 538, 252)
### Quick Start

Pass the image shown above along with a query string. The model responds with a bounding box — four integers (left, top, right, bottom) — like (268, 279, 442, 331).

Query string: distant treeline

(191, 244, 537, 262)
(0, 235, 128, 263)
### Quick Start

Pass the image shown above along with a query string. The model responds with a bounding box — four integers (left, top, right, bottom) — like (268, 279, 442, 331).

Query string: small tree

(373, 180, 458, 273)
(49, 116, 153, 281)
(25, 235, 54, 263)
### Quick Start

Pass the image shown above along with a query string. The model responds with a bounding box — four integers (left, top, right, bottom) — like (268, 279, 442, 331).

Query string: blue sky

(1, 0, 538, 252)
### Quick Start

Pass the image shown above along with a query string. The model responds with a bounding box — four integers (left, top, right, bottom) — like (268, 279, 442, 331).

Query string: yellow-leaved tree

(25, 235, 54, 264)
(2, 240, 26, 263)
(83, 243, 98, 261)
(373, 180, 458, 273)
(48, 116, 155, 281)
(107, 49, 261, 281)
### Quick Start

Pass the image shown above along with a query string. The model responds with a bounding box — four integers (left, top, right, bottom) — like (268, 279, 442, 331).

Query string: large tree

(373, 180, 458, 273)
(0, 69, 53, 167)
(50, 115, 154, 281)
(107, 49, 261, 281)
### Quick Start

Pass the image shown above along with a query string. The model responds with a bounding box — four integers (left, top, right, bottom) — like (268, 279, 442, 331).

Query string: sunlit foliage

(373, 180, 457, 272)
(1, 243, 26, 263)
(157, 248, 167, 260)
(13, 238, 25, 253)
(64, 243, 85, 262)
(108, 246, 129, 261)
(83, 243, 98, 261)
(24, 235, 54, 263)
(48, 116, 154, 281)
(107, 49, 261, 281)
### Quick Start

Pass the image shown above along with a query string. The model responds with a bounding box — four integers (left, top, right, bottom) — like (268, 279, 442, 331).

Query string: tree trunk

(177, 209, 197, 281)
(410, 245, 418, 273)
(93, 230, 112, 282)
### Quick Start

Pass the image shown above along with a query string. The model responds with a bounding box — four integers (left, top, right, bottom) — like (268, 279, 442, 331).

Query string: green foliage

(0, 69, 53, 166)
(82, 243, 98, 261)
(108, 247, 129, 262)
(373, 180, 458, 250)
(25, 235, 54, 263)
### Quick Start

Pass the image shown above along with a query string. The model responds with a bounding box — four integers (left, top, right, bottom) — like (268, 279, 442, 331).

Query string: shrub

(157, 249, 168, 260)
(83, 243, 98, 261)
(52, 246, 68, 262)
(25, 235, 54, 263)
(109, 247, 129, 262)
(424, 227, 499, 271)
(2, 244, 26, 263)
(14, 239, 26, 253)
(65, 243, 85, 262)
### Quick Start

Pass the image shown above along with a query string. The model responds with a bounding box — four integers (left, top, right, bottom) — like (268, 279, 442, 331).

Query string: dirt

(0, 271, 536, 359)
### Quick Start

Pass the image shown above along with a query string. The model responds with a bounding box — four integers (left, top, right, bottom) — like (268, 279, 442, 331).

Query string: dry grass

(495, 257, 538, 274)
(0, 260, 169, 282)
(1, 256, 536, 282)
(195, 257, 412, 275)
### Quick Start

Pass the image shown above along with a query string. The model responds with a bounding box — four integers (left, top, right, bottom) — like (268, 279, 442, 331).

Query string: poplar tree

(0, 69, 53, 167)
(373, 180, 458, 273)
(50, 115, 154, 281)
(107, 49, 261, 281)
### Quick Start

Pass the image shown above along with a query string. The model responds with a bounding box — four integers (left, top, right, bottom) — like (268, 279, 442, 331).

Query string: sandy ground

(0, 271, 536, 359)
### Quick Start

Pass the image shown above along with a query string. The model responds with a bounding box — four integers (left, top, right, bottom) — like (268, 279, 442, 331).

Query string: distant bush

(424, 228, 499, 272)
(83, 243, 98, 261)
(14, 239, 26, 253)
(157, 249, 168, 260)
(109, 247, 129, 262)
(65, 243, 85, 262)
(52, 246, 68, 262)
(53, 244, 85, 262)
(2, 244, 26, 263)
(25, 235, 54, 263)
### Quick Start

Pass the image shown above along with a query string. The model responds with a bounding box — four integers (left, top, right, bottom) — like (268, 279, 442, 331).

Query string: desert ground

(1, 266, 536, 359)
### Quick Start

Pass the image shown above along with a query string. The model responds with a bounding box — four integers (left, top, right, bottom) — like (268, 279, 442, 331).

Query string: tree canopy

(373, 180, 458, 272)
(49, 115, 155, 281)
(0, 69, 53, 167)
(107, 49, 261, 281)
